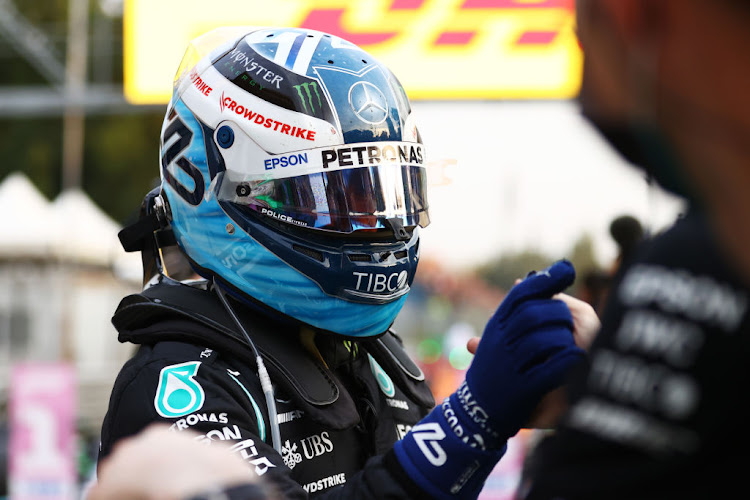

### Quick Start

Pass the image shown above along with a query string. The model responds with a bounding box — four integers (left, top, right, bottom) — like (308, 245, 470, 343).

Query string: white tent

(0, 172, 59, 259)
(52, 188, 125, 266)
(0, 173, 140, 428)
(0, 172, 141, 280)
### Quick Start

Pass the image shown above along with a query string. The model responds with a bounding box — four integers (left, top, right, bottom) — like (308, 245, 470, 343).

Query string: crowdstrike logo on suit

(303, 473, 347, 493)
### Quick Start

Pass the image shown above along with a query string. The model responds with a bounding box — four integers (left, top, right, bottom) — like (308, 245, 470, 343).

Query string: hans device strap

(112, 280, 434, 429)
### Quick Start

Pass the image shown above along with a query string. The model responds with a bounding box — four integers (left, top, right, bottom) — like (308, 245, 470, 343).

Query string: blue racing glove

(394, 260, 585, 499)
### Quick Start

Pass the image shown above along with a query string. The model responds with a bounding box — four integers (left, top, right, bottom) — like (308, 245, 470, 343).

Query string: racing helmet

(157, 27, 429, 338)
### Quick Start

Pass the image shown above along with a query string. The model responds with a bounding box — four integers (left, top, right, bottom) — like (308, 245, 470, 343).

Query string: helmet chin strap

(117, 189, 180, 287)
(213, 278, 283, 454)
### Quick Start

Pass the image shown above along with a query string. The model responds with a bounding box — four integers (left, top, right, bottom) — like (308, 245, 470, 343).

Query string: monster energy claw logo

(154, 361, 206, 418)
(294, 81, 322, 114)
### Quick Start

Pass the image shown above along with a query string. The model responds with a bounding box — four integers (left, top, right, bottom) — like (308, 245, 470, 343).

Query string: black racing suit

(522, 209, 750, 498)
(98, 281, 434, 499)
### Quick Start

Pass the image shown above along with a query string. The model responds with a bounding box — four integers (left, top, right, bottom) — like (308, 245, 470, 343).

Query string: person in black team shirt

(520, 0, 750, 498)
(94, 27, 589, 500)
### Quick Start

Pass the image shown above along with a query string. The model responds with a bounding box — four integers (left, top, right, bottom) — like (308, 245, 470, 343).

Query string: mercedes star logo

(348, 81, 388, 125)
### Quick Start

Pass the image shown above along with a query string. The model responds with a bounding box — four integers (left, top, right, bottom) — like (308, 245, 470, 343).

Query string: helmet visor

(214, 143, 429, 233)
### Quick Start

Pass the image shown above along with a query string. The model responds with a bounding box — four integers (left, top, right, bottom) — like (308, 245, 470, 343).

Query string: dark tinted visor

(215, 163, 429, 233)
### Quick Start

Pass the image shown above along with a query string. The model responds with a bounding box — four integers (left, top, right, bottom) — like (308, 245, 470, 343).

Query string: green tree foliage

(475, 233, 603, 294)
(83, 113, 164, 222)
(0, 0, 163, 223)
(568, 233, 599, 280)
(0, 117, 64, 197)
(0, 0, 70, 86)
(0, 112, 164, 223)
(475, 250, 554, 292)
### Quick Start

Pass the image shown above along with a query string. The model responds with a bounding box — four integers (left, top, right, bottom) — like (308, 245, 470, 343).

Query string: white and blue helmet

(158, 27, 430, 338)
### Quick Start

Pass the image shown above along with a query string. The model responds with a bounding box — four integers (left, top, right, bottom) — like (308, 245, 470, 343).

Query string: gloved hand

(393, 260, 585, 499)
(457, 258, 585, 445)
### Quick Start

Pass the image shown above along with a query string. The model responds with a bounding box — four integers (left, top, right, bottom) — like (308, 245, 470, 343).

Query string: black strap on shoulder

(363, 332, 435, 409)
(112, 280, 360, 430)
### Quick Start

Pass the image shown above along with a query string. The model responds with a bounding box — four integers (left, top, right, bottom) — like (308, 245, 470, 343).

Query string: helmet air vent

(347, 253, 372, 263)
(292, 244, 325, 262)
